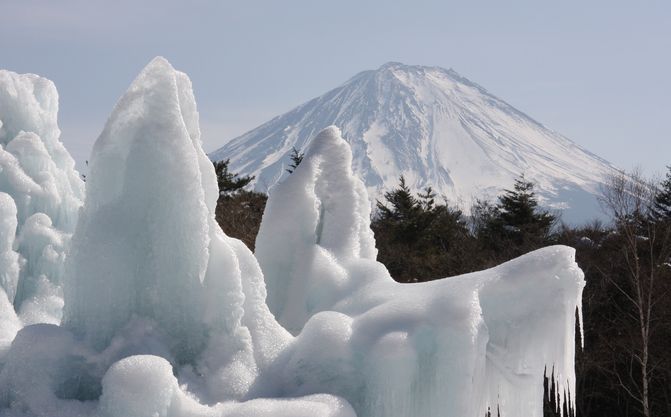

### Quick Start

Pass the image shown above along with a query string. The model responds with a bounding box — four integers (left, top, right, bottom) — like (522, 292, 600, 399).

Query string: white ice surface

(256, 126, 585, 417)
(0, 58, 584, 417)
(0, 194, 19, 304)
(0, 69, 84, 325)
(62, 57, 290, 405)
(255, 126, 378, 333)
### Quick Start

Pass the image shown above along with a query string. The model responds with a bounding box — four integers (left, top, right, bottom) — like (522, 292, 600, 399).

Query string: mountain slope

(210, 62, 617, 223)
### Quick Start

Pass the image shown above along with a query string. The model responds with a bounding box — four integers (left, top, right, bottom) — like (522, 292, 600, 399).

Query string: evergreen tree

(373, 177, 475, 282)
(212, 159, 265, 250)
(476, 175, 556, 258)
(650, 165, 671, 222)
(496, 176, 555, 237)
(417, 186, 436, 211)
(376, 176, 420, 222)
(212, 159, 254, 198)
(286, 147, 304, 174)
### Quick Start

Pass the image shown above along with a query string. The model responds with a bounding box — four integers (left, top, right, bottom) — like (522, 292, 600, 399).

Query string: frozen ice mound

(255, 126, 380, 334)
(0, 58, 584, 417)
(99, 355, 355, 417)
(61, 56, 290, 402)
(0, 69, 84, 328)
(256, 126, 585, 417)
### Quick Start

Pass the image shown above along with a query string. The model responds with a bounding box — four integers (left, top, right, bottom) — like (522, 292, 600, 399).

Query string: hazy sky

(1, 0, 669, 176)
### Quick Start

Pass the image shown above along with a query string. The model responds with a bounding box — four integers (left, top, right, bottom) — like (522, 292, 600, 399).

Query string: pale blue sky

(1, 0, 669, 176)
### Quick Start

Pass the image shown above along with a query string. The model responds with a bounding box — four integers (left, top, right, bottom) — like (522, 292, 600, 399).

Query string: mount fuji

(210, 62, 617, 223)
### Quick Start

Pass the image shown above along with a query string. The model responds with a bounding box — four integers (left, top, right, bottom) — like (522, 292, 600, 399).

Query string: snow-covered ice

(257, 126, 584, 417)
(0, 69, 84, 326)
(0, 194, 19, 305)
(62, 57, 291, 405)
(0, 58, 584, 417)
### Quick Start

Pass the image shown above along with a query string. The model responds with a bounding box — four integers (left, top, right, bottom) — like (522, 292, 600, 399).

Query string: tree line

(213, 156, 671, 417)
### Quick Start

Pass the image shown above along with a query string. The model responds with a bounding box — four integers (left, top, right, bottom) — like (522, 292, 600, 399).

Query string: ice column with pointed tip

(63, 56, 213, 358)
(62, 57, 289, 400)
(256, 126, 381, 334)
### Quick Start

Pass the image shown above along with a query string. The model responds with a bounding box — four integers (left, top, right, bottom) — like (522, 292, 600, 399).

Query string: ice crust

(0, 58, 584, 417)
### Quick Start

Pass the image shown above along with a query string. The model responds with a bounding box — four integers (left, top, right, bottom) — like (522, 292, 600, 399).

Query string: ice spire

(256, 126, 585, 417)
(255, 126, 381, 333)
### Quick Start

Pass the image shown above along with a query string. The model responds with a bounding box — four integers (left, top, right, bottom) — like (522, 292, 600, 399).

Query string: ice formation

(255, 127, 379, 333)
(62, 57, 291, 402)
(256, 126, 585, 417)
(0, 69, 84, 326)
(0, 58, 584, 417)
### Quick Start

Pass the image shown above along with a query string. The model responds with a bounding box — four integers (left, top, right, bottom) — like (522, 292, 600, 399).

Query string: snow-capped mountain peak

(210, 62, 617, 223)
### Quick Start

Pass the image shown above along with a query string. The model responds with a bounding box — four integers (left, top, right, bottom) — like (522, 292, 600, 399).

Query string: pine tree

(650, 165, 671, 222)
(212, 159, 254, 198)
(497, 176, 554, 234)
(476, 175, 556, 257)
(286, 147, 304, 174)
(376, 176, 421, 225)
(212, 159, 265, 250)
(417, 186, 436, 211)
(373, 177, 475, 282)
